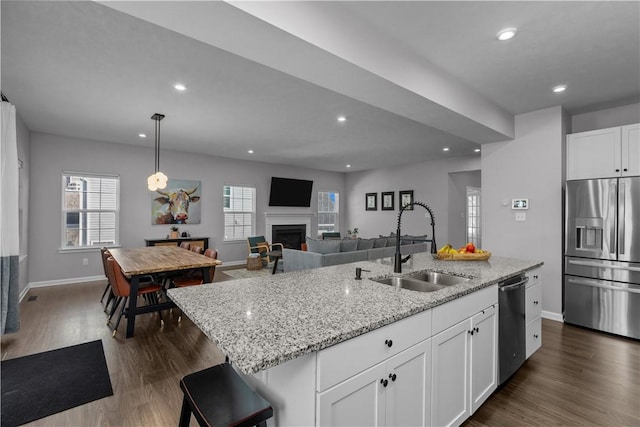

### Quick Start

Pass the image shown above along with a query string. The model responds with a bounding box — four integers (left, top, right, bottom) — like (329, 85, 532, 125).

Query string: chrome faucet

(394, 201, 437, 273)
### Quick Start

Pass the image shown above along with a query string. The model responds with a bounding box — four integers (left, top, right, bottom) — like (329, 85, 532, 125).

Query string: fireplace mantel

(265, 212, 313, 243)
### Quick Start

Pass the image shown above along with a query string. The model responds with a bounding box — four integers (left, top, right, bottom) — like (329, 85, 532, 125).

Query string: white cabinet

(431, 304, 498, 427)
(317, 340, 431, 427)
(525, 268, 542, 359)
(470, 306, 498, 413)
(567, 123, 640, 180)
(622, 123, 640, 176)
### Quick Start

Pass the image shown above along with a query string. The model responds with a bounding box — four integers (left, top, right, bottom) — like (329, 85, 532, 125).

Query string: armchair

(247, 236, 284, 265)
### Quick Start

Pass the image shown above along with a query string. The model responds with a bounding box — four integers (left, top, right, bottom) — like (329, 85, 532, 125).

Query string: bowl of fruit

(436, 243, 491, 261)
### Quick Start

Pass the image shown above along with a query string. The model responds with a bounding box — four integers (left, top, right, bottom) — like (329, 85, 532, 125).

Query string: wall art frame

(366, 193, 377, 211)
(400, 190, 414, 210)
(382, 191, 395, 211)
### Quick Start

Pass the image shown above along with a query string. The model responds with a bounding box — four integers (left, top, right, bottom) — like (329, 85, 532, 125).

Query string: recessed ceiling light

(346, 164, 351, 168)
(497, 27, 518, 41)
(474, 148, 481, 153)
(552, 85, 567, 93)
(247, 149, 254, 154)
(138, 133, 147, 138)
(443, 147, 450, 152)
(174, 83, 187, 91)
(337, 116, 346, 122)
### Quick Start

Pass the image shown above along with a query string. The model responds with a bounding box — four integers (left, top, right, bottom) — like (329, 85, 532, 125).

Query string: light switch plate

(515, 212, 526, 221)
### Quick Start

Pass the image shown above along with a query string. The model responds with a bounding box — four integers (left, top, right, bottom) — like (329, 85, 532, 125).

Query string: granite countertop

(167, 253, 542, 375)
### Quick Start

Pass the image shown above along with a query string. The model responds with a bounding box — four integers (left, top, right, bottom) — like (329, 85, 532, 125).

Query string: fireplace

(273, 224, 306, 250)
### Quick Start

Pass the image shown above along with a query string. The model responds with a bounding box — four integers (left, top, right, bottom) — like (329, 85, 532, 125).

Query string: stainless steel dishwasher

(498, 274, 529, 385)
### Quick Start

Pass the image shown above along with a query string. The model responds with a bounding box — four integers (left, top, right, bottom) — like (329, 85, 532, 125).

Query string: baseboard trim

(29, 275, 106, 289)
(218, 260, 246, 269)
(542, 310, 563, 323)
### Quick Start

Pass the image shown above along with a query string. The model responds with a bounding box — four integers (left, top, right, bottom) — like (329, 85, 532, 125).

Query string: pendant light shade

(147, 113, 168, 191)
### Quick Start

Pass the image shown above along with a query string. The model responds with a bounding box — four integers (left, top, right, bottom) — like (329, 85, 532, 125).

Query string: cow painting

(151, 180, 202, 225)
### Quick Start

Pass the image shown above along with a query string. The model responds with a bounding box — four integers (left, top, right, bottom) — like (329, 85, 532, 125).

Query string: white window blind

(61, 173, 119, 249)
(224, 185, 256, 241)
(318, 191, 339, 237)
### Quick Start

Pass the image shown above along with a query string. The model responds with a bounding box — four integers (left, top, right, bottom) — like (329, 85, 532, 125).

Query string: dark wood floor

(2, 273, 638, 426)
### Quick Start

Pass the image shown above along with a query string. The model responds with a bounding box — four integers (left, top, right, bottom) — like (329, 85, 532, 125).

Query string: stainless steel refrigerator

(564, 177, 640, 339)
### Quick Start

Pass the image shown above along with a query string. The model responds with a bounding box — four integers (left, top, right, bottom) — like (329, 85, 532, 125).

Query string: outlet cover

(82, 258, 88, 265)
(515, 212, 526, 221)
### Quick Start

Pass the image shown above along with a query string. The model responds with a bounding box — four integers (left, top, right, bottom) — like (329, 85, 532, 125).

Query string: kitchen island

(168, 253, 542, 426)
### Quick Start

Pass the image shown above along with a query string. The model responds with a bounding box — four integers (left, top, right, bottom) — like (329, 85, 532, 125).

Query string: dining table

(108, 245, 222, 338)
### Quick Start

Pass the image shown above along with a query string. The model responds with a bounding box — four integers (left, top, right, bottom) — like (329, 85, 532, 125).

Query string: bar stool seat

(179, 363, 273, 427)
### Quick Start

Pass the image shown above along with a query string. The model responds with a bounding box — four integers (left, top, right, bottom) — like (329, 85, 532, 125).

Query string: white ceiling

(2, 1, 639, 172)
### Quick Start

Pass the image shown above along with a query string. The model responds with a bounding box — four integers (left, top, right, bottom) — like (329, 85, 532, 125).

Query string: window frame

(466, 186, 481, 247)
(317, 191, 339, 238)
(60, 171, 120, 251)
(223, 184, 256, 242)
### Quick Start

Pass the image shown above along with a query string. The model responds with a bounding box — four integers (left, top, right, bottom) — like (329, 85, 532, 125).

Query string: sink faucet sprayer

(394, 201, 437, 273)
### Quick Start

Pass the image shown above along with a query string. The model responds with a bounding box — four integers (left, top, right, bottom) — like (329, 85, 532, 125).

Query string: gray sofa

(283, 236, 430, 272)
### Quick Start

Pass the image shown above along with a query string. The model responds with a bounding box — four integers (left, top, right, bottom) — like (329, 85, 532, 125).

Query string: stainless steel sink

(406, 271, 470, 286)
(373, 271, 469, 293)
(374, 276, 447, 293)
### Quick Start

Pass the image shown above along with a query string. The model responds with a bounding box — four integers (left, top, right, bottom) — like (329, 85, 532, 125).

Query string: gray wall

(571, 102, 639, 133)
(482, 106, 566, 318)
(344, 156, 481, 246)
(447, 170, 481, 248)
(28, 132, 345, 283)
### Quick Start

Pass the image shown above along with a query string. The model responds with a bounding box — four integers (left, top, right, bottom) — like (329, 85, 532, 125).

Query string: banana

(438, 243, 452, 253)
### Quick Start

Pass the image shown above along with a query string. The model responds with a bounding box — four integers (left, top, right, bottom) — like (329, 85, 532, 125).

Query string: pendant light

(147, 113, 168, 191)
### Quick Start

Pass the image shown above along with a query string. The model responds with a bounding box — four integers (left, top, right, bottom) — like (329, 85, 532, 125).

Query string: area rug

(223, 265, 279, 280)
(1, 339, 113, 426)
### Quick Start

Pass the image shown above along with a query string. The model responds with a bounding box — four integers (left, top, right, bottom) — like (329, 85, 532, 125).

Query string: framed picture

(400, 190, 414, 210)
(151, 178, 202, 224)
(382, 191, 395, 211)
(366, 193, 377, 211)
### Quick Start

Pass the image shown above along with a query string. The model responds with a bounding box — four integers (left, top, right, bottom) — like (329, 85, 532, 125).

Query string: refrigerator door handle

(619, 182, 625, 255)
(609, 182, 617, 256)
(567, 277, 640, 294)
(567, 259, 640, 272)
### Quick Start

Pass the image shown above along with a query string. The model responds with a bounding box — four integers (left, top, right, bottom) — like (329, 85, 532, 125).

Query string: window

(62, 173, 119, 249)
(224, 185, 256, 241)
(317, 191, 339, 237)
(466, 186, 481, 247)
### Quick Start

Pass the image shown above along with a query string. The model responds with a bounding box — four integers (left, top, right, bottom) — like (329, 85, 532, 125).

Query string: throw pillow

(373, 238, 387, 248)
(306, 237, 340, 254)
(340, 239, 358, 252)
(357, 238, 374, 250)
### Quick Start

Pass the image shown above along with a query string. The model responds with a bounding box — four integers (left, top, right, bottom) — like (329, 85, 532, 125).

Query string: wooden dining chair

(171, 249, 218, 288)
(105, 257, 165, 337)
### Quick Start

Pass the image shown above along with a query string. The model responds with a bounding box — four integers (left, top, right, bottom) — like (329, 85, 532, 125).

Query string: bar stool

(179, 363, 273, 427)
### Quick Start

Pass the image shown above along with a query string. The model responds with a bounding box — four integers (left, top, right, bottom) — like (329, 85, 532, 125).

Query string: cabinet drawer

(432, 285, 497, 336)
(526, 268, 542, 287)
(525, 283, 542, 322)
(526, 316, 542, 359)
(317, 309, 432, 392)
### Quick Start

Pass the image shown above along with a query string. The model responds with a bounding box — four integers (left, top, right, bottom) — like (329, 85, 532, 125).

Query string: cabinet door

(386, 340, 431, 427)
(526, 317, 542, 359)
(470, 306, 497, 413)
(621, 123, 640, 177)
(431, 319, 470, 427)
(317, 363, 386, 427)
(567, 127, 621, 180)
(525, 283, 542, 323)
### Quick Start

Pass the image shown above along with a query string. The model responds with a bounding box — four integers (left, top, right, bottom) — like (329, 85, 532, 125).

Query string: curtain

(1, 100, 20, 334)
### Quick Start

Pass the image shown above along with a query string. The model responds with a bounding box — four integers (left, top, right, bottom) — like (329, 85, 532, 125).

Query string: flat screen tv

(268, 177, 314, 207)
